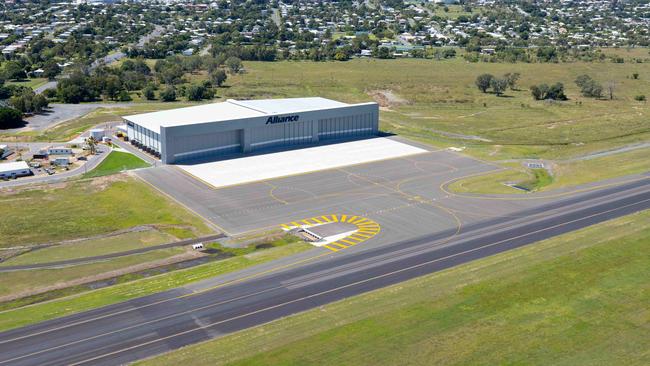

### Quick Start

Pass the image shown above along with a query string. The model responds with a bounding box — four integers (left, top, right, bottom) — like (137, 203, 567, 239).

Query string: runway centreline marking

(64, 197, 650, 366)
(2, 158, 637, 346)
(4, 194, 647, 365)
(279, 214, 381, 252)
(0, 249, 334, 346)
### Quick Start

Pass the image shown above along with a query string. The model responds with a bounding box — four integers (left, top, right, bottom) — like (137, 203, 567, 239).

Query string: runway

(0, 177, 647, 366)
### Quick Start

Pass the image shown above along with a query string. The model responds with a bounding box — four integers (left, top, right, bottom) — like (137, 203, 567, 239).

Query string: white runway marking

(177, 138, 427, 188)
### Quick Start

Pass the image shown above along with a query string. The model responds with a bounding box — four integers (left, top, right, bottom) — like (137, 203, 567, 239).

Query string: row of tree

(475, 73, 520, 96)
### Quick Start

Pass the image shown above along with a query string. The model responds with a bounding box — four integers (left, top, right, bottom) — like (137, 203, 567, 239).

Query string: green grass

(449, 147, 650, 194)
(0, 177, 213, 248)
(217, 58, 650, 162)
(0, 241, 312, 331)
(0, 229, 175, 266)
(83, 150, 149, 178)
(518, 168, 553, 191)
(139, 209, 650, 366)
(0, 247, 185, 299)
(6, 78, 49, 90)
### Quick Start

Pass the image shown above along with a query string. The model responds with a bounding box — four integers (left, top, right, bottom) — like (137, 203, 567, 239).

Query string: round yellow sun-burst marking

(281, 214, 380, 252)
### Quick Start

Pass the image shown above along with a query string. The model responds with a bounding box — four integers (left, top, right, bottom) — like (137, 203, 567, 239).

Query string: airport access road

(0, 177, 647, 366)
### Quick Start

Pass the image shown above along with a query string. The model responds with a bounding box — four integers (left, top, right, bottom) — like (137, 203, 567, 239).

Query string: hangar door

(318, 113, 374, 140)
(250, 120, 313, 151)
(172, 129, 242, 161)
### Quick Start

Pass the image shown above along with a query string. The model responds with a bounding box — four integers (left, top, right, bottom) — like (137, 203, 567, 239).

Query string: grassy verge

(0, 229, 174, 266)
(0, 247, 185, 299)
(0, 176, 212, 248)
(83, 150, 149, 178)
(139, 209, 650, 366)
(6, 78, 49, 90)
(449, 147, 650, 194)
(0, 239, 312, 331)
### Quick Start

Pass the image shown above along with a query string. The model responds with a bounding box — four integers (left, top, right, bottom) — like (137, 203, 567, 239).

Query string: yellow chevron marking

(281, 214, 380, 252)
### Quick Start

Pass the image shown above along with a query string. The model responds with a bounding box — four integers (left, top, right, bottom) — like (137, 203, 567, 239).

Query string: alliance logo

(266, 115, 299, 124)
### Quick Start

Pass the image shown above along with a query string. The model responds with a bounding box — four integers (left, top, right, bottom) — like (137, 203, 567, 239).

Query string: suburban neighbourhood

(0, 1, 648, 366)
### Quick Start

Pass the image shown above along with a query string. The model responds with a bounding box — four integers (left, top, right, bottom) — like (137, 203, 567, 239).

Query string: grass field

(0, 240, 311, 332)
(83, 150, 149, 178)
(0, 247, 186, 299)
(139, 209, 650, 366)
(6, 78, 49, 90)
(449, 147, 650, 194)
(0, 176, 213, 248)
(0, 229, 174, 266)
(3, 58, 648, 165)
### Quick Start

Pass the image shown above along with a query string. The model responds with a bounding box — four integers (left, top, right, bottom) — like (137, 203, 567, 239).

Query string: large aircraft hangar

(123, 97, 379, 164)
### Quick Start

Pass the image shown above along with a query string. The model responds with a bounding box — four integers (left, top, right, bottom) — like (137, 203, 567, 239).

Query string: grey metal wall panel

(318, 112, 374, 140)
(157, 102, 379, 164)
(171, 129, 242, 161)
(250, 120, 313, 151)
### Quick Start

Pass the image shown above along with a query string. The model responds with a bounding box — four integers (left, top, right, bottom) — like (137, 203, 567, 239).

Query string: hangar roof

(0, 161, 29, 173)
(123, 97, 355, 134)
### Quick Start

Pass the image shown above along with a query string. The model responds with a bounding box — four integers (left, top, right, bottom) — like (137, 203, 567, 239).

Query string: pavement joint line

(2, 190, 647, 360)
(0, 249, 334, 346)
(63, 197, 650, 366)
(133, 174, 227, 235)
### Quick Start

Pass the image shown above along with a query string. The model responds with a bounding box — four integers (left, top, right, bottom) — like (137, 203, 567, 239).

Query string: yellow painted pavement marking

(279, 214, 381, 252)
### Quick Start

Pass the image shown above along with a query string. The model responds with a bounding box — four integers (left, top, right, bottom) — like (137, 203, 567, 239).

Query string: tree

(32, 94, 49, 113)
(225, 57, 242, 74)
(143, 85, 156, 100)
(475, 73, 494, 93)
(490, 78, 508, 96)
(504, 72, 521, 90)
(186, 84, 206, 101)
(0, 107, 23, 129)
(374, 47, 392, 59)
(210, 69, 227, 87)
(634, 95, 646, 101)
(117, 90, 132, 102)
(530, 82, 567, 101)
(42, 60, 61, 80)
(575, 74, 603, 98)
(334, 50, 349, 61)
(103, 75, 122, 100)
(3, 62, 27, 81)
(160, 87, 176, 102)
(632, 72, 639, 80)
(85, 136, 97, 155)
(606, 81, 616, 100)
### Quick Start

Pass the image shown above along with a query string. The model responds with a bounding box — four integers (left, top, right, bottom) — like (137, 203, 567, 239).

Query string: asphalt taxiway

(0, 177, 647, 366)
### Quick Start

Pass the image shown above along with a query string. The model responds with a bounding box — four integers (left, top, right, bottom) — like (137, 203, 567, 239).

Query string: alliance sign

(266, 115, 300, 124)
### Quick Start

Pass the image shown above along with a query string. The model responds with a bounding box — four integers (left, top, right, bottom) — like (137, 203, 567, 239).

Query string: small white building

(0, 161, 31, 178)
(48, 146, 73, 155)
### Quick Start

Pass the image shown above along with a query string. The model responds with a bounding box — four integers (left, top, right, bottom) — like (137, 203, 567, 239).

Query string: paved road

(0, 234, 224, 272)
(0, 178, 647, 366)
(0, 145, 110, 189)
